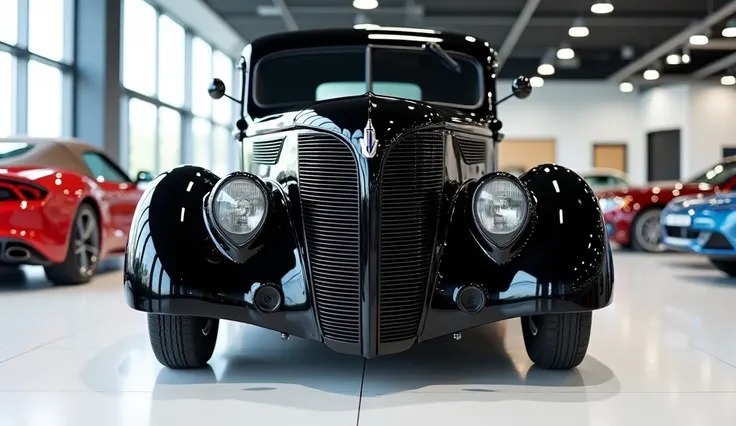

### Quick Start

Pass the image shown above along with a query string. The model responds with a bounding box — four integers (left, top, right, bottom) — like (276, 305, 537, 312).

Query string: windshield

(687, 161, 736, 186)
(0, 142, 34, 160)
(253, 45, 483, 109)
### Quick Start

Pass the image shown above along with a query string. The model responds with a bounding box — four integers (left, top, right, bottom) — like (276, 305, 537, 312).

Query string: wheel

(44, 203, 101, 285)
(521, 312, 592, 370)
(147, 313, 219, 369)
(709, 258, 736, 276)
(631, 207, 666, 253)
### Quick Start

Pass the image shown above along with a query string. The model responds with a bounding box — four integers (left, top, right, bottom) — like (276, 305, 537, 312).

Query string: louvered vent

(252, 138, 284, 165)
(378, 130, 445, 343)
(298, 132, 361, 344)
(456, 136, 487, 165)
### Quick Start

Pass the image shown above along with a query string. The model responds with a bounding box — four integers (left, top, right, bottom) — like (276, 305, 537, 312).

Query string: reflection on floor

(1, 251, 736, 425)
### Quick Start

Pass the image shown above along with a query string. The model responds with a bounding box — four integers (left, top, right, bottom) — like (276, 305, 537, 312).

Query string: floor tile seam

(0, 334, 71, 365)
(356, 359, 367, 426)
(686, 342, 736, 370)
(360, 390, 736, 395)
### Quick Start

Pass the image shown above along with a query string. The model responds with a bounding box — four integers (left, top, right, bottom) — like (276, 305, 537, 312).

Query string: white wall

(688, 84, 736, 177)
(497, 80, 645, 183)
(499, 80, 736, 185)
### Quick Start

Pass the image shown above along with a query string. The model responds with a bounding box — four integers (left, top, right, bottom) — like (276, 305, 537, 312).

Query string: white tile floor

(1, 251, 736, 425)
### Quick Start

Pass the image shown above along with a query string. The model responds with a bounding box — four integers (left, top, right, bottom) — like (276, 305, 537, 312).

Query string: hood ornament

(360, 119, 378, 159)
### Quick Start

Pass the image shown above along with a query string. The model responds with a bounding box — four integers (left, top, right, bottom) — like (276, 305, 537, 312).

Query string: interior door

(593, 143, 627, 172)
(647, 130, 681, 181)
(497, 139, 556, 173)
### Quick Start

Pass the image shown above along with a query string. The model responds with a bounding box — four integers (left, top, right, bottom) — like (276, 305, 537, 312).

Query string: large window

(27, 60, 63, 137)
(127, 98, 157, 176)
(121, 1, 237, 176)
(122, 0, 157, 96)
(28, 0, 68, 62)
(0, 0, 73, 137)
(0, 52, 14, 137)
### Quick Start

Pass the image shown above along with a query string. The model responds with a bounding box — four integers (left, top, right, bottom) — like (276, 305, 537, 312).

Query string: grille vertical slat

(379, 131, 445, 343)
(298, 132, 361, 344)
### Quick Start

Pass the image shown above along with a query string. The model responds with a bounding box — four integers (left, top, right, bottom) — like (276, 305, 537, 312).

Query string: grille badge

(360, 119, 379, 158)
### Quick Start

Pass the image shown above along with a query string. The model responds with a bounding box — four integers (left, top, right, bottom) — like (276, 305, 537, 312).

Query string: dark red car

(598, 157, 736, 252)
(0, 137, 150, 284)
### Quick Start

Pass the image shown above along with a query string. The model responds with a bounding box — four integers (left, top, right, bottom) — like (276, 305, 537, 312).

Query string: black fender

(422, 164, 613, 339)
(123, 165, 320, 340)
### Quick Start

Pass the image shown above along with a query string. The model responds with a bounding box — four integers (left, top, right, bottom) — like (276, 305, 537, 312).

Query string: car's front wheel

(709, 258, 736, 277)
(521, 312, 592, 370)
(631, 207, 666, 253)
(147, 314, 219, 369)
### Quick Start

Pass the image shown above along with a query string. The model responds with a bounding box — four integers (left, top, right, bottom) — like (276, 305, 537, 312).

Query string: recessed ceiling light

(353, 0, 378, 10)
(689, 34, 709, 45)
(530, 76, 544, 87)
(591, 1, 614, 14)
(666, 53, 682, 65)
(619, 82, 634, 92)
(722, 75, 736, 86)
(537, 63, 555, 75)
(569, 17, 589, 37)
(681, 51, 691, 64)
(723, 18, 736, 37)
(643, 69, 660, 80)
(557, 46, 575, 60)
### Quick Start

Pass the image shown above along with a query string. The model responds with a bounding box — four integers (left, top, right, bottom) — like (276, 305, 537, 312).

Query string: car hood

(666, 191, 736, 212)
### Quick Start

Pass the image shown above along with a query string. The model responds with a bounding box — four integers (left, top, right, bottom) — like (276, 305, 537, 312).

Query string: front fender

(123, 165, 319, 340)
(424, 164, 613, 339)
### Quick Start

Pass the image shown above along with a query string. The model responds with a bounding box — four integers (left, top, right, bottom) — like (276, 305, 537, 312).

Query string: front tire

(521, 312, 592, 370)
(709, 258, 736, 277)
(631, 207, 666, 253)
(44, 202, 101, 285)
(147, 314, 219, 369)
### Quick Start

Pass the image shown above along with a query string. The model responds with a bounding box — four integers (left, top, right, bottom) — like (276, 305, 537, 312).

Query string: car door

(81, 152, 142, 249)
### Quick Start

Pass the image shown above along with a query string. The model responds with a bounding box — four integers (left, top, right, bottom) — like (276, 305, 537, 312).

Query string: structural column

(73, 0, 122, 161)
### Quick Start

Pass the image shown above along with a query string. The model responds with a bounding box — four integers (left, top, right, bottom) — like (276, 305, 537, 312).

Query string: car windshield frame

(686, 161, 736, 186)
(251, 44, 485, 110)
(0, 142, 35, 160)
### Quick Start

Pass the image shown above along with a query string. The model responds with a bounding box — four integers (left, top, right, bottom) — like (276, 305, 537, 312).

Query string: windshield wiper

(424, 42, 461, 74)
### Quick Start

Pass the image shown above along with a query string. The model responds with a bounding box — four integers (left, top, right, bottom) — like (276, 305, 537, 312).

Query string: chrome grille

(252, 137, 284, 165)
(298, 132, 361, 344)
(378, 131, 445, 343)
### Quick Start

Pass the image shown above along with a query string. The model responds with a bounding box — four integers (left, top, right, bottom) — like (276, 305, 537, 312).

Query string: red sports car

(598, 157, 736, 253)
(0, 137, 151, 284)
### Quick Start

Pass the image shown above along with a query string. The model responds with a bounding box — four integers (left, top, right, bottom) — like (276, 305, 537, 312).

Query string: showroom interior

(2, 0, 736, 424)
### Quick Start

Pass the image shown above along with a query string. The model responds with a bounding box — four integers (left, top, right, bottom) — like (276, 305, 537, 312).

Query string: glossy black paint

(123, 27, 614, 358)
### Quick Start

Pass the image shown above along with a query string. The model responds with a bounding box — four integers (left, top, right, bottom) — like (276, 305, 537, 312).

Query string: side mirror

(208, 78, 226, 100)
(493, 75, 533, 107)
(511, 76, 532, 99)
(136, 171, 154, 183)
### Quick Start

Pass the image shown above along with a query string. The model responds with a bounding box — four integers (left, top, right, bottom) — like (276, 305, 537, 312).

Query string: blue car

(661, 192, 736, 276)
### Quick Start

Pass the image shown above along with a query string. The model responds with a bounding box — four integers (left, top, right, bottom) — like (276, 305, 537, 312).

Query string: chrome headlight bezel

(204, 172, 270, 250)
(471, 173, 534, 251)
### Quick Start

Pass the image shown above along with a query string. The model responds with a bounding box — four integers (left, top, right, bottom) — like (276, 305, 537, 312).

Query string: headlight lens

(213, 178, 267, 237)
(473, 178, 528, 236)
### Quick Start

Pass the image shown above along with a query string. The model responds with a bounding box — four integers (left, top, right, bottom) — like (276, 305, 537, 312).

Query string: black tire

(709, 258, 736, 277)
(44, 202, 101, 285)
(521, 312, 592, 370)
(147, 313, 219, 369)
(631, 206, 666, 253)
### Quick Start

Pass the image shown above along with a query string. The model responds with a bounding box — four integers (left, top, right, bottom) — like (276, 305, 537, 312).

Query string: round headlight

(473, 177, 529, 242)
(212, 177, 267, 241)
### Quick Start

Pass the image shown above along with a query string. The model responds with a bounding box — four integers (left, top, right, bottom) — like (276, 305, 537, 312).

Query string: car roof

(0, 136, 105, 176)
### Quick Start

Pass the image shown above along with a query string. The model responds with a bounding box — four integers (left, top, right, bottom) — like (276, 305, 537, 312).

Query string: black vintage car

(124, 27, 613, 370)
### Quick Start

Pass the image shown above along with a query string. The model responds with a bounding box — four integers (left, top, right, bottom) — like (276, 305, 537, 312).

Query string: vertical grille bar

(379, 131, 445, 343)
(298, 132, 361, 344)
